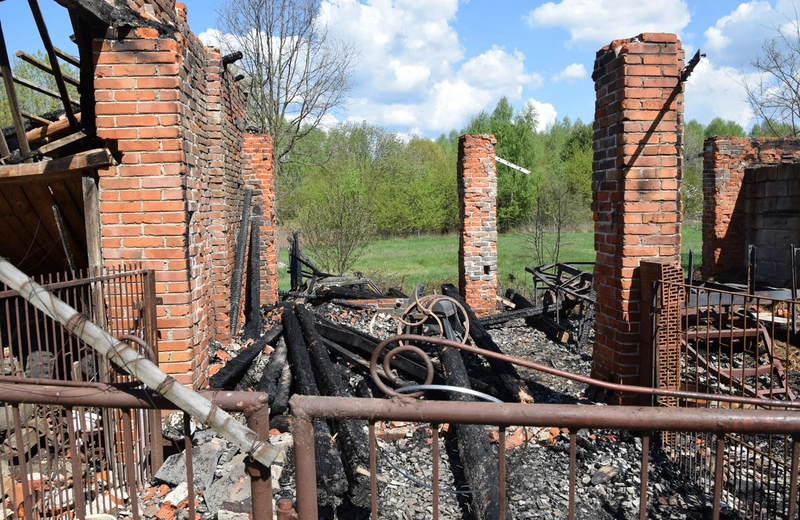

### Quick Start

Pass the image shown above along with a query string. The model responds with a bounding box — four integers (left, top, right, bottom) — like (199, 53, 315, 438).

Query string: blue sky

(1, 0, 797, 137)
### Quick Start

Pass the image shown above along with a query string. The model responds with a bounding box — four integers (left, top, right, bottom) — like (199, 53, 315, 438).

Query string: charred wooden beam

(437, 340, 503, 520)
(254, 336, 290, 415)
(313, 317, 429, 382)
(21, 111, 55, 126)
(229, 187, 253, 337)
(441, 284, 533, 403)
(478, 303, 561, 327)
(507, 290, 571, 344)
(208, 325, 282, 390)
(242, 206, 262, 340)
(313, 286, 384, 301)
(0, 148, 113, 185)
(53, 46, 80, 68)
(282, 305, 347, 506)
(296, 305, 371, 508)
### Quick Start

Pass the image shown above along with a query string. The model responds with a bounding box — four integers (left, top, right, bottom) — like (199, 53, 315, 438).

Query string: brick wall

(92, 0, 277, 387)
(702, 137, 800, 283)
(243, 133, 279, 306)
(591, 33, 684, 404)
(458, 134, 498, 316)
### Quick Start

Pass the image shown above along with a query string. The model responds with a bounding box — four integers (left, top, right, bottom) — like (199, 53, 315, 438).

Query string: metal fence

(282, 333, 800, 520)
(662, 279, 800, 519)
(0, 268, 166, 519)
(0, 381, 273, 520)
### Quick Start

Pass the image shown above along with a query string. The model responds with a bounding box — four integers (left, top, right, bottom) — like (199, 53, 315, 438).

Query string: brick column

(458, 134, 498, 316)
(243, 133, 279, 306)
(591, 33, 684, 404)
(94, 27, 194, 383)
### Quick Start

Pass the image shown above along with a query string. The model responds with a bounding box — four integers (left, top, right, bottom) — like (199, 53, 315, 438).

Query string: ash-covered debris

(138, 286, 738, 520)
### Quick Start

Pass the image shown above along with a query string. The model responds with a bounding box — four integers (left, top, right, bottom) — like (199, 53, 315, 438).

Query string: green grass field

(279, 222, 703, 294)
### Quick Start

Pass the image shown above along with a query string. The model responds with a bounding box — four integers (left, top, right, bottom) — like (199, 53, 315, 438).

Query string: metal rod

(122, 409, 141, 520)
(432, 423, 439, 520)
(13, 406, 33, 520)
(369, 422, 378, 520)
(713, 436, 724, 520)
(290, 395, 800, 435)
(66, 408, 87, 520)
(639, 433, 649, 520)
(0, 381, 270, 411)
(568, 431, 576, 520)
(246, 404, 274, 520)
(787, 437, 800, 520)
(184, 412, 196, 520)
(499, 427, 506, 520)
(293, 414, 318, 518)
(792, 245, 798, 334)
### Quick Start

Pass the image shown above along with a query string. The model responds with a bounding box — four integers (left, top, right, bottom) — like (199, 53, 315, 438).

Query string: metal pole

(292, 414, 318, 518)
(246, 404, 274, 520)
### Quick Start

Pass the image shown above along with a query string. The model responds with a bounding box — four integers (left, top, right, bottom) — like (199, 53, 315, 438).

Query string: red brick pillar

(591, 33, 684, 404)
(93, 27, 195, 383)
(458, 134, 498, 316)
(243, 133, 279, 306)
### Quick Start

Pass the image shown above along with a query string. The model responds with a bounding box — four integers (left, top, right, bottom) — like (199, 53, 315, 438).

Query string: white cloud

(524, 99, 558, 133)
(701, 1, 794, 69)
(684, 59, 755, 130)
(526, 0, 690, 47)
(552, 63, 587, 83)
(320, 1, 543, 134)
(202, 1, 545, 136)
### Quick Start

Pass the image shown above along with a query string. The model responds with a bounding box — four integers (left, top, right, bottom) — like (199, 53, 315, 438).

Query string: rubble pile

(128, 282, 735, 520)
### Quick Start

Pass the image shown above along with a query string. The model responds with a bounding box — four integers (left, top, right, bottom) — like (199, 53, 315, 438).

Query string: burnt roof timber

(27, 113, 82, 146)
(0, 21, 31, 156)
(52, 0, 119, 28)
(29, 0, 79, 130)
(15, 50, 81, 88)
(9, 73, 81, 106)
(54, 46, 80, 68)
(21, 111, 56, 126)
(0, 148, 113, 186)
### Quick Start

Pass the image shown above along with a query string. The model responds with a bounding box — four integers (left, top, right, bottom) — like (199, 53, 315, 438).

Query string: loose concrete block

(154, 438, 225, 491)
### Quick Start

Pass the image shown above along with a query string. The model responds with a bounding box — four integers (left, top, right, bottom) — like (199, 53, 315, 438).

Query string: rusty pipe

(290, 395, 800, 435)
(373, 334, 800, 410)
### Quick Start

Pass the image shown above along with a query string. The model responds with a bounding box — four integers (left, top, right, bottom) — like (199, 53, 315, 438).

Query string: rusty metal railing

(289, 395, 800, 520)
(283, 333, 800, 520)
(0, 381, 273, 520)
(0, 268, 166, 518)
(665, 280, 800, 518)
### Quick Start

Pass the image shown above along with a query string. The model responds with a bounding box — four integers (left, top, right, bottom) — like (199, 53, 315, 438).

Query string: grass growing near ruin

(278, 223, 703, 294)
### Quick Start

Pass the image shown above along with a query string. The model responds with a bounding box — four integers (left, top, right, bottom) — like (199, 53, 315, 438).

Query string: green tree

(683, 119, 705, 221)
(703, 117, 745, 138)
(463, 96, 540, 231)
(296, 167, 375, 275)
(749, 119, 799, 137)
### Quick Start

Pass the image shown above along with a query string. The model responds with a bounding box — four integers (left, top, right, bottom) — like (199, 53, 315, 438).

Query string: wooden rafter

(0, 148, 113, 185)
(15, 50, 80, 87)
(28, 0, 79, 130)
(27, 113, 82, 146)
(8, 73, 81, 107)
